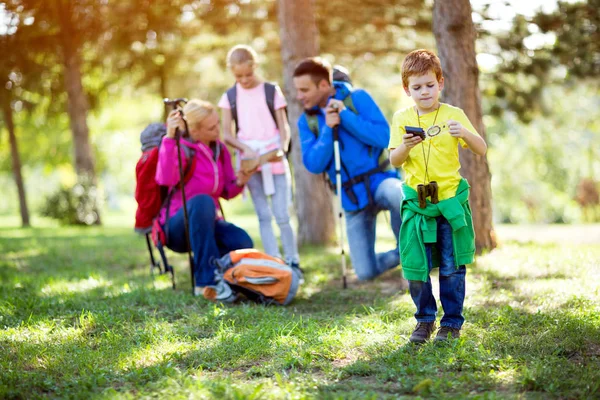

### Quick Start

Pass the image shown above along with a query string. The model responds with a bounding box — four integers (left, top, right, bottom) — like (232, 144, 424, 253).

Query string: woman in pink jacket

(157, 99, 253, 296)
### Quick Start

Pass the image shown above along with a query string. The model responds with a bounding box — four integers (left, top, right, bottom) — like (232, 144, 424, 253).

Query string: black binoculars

(417, 181, 439, 208)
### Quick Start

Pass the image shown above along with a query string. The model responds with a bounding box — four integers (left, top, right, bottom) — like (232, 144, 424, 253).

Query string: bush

(40, 177, 101, 225)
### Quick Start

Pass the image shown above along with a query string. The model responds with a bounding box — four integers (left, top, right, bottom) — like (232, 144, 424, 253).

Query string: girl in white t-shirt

(218, 45, 300, 269)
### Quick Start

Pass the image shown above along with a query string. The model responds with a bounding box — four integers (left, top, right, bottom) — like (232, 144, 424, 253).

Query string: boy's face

(293, 74, 331, 109)
(404, 71, 444, 112)
(232, 62, 258, 89)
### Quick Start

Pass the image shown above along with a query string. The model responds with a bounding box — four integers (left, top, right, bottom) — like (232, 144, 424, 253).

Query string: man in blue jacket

(293, 57, 403, 281)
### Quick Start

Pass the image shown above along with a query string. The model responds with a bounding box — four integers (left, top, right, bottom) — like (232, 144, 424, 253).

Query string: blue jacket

(298, 81, 398, 212)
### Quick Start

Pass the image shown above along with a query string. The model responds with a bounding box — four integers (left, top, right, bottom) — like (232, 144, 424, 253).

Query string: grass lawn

(1, 213, 599, 399)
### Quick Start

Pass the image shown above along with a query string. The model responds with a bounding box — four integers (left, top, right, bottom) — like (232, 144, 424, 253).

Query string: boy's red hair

(401, 49, 443, 87)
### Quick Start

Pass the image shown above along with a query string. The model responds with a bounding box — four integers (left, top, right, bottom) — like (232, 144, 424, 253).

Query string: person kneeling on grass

(389, 49, 487, 343)
(293, 57, 404, 282)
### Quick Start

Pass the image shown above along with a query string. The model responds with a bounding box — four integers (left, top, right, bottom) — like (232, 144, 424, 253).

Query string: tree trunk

(277, 0, 335, 245)
(2, 98, 30, 227)
(62, 38, 95, 179)
(57, 1, 101, 224)
(158, 59, 168, 121)
(433, 0, 496, 253)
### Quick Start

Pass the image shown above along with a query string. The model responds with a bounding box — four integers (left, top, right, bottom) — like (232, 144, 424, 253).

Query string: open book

(240, 149, 284, 173)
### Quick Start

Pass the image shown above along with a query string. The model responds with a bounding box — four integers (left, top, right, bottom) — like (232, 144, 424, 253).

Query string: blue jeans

(166, 194, 253, 287)
(345, 177, 403, 280)
(408, 217, 466, 329)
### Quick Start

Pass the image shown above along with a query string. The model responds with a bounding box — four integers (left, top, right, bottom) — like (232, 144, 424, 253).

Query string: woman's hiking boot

(409, 322, 436, 344)
(434, 326, 461, 342)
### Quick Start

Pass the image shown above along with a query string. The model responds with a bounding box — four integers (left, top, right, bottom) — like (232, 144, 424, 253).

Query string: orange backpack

(204, 249, 302, 305)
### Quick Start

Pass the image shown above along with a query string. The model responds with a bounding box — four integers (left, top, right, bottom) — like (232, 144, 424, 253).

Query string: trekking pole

(164, 98, 195, 294)
(331, 103, 348, 289)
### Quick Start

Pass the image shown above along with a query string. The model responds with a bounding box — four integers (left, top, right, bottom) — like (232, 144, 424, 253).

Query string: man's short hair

(293, 57, 332, 86)
(401, 49, 443, 87)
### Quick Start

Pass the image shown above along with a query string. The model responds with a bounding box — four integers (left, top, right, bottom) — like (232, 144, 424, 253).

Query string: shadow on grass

(3, 227, 599, 399)
(318, 280, 600, 398)
(0, 226, 408, 398)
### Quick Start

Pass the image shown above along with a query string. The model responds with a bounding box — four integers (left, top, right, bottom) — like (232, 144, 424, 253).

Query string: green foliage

(534, 0, 600, 79)
(485, 82, 600, 223)
(1, 0, 433, 153)
(2, 0, 434, 221)
(39, 176, 102, 225)
(0, 220, 599, 398)
(478, 0, 599, 122)
(2, 0, 598, 227)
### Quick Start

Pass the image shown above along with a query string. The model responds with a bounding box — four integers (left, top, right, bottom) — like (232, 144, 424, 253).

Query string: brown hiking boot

(434, 326, 461, 342)
(409, 322, 436, 344)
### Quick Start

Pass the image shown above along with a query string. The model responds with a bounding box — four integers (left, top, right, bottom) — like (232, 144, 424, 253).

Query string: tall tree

(277, 0, 335, 245)
(1, 97, 30, 227)
(7, 0, 106, 224)
(433, 0, 495, 253)
(0, 12, 32, 227)
(54, 1, 96, 182)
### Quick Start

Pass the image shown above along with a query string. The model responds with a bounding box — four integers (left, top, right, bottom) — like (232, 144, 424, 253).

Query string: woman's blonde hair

(183, 99, 215, 132)
(226, 44, 258, 68)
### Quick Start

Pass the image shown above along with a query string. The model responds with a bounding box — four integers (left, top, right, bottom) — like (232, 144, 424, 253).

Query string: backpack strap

(228, 83, 280, 133)
(341, 93, 381, 158)
(342, 94, 358, 114)
(266, 83, 292, 157)
(305, 111, 352, 197)
(305, 91, 357, 138)
(264, 82, 278, 124)
(305, 91, 392, 206)
(226, 85, 238, 132)
(306, 113, 320, 137)
(341, 159, 392, 206)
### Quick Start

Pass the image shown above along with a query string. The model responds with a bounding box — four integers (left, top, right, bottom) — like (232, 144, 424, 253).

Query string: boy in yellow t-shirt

(389, 49, 487, 344)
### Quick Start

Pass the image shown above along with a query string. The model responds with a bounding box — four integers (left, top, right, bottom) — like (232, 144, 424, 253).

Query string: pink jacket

(155, 137, 244, 225)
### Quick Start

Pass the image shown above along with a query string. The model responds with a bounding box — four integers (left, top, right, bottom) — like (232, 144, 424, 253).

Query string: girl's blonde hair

(183, 99, 215, 132)
(226, 44, 258, 68)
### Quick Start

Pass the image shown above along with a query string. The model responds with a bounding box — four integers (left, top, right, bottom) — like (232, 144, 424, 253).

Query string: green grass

(1, 214, 599, 399)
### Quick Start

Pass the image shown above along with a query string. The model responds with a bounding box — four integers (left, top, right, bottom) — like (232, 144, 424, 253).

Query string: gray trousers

(246, 171, 300, 264)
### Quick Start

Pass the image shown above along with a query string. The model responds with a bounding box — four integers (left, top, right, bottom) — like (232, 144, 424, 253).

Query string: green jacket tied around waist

(400, 178, 475, 282)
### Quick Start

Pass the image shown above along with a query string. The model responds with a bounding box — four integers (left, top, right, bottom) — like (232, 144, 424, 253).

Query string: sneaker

(193, 286, 205, 297)
(409, 322, 436, 344)
(434, 326, 461, 342)
(203, 281, 238, 303)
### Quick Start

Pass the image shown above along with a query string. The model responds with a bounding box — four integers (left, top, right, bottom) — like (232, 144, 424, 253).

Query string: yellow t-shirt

(389, 103, 479, 201)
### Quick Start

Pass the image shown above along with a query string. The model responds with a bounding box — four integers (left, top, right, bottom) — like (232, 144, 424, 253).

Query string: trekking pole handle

(331, 103, 340, 141)
(164, 98, 190, 139)
(331, 103, 342, 174)
(163, 98, 188, 109)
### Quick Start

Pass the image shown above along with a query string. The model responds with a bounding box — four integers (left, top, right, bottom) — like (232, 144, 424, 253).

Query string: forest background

(1, 0, 598, 232)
